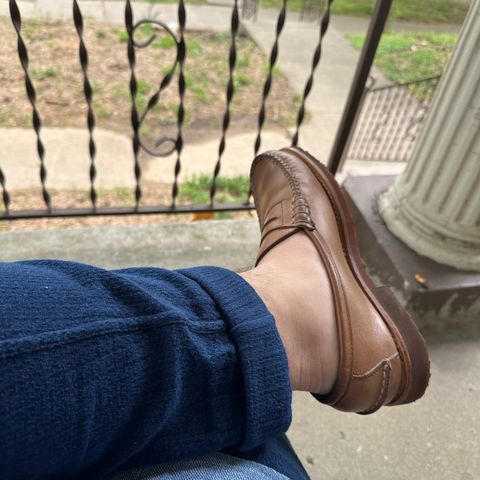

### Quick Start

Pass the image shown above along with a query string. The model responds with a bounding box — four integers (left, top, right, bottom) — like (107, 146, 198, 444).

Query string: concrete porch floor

(0, 219, 478, 480)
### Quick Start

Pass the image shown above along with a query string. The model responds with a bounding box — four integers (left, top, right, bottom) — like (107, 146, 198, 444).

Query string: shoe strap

(256, 199, 315, 265)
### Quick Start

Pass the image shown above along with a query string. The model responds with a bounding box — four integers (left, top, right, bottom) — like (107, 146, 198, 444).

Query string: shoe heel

(374, 286, 430, 405)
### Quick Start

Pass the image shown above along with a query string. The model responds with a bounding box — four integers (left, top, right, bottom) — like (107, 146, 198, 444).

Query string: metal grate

(345, 76, 441, 164)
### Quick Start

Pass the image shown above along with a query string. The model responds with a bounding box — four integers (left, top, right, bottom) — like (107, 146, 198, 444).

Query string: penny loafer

(250, 147, 430, 414)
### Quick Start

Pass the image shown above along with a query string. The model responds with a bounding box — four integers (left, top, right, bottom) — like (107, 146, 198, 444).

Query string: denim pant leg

(111, 451, 291, 480)
(111, 434, 309, 480)
(0, 261, 293, 480)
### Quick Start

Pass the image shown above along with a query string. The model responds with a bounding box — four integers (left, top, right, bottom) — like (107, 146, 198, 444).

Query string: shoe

(250, 146, 430, 414)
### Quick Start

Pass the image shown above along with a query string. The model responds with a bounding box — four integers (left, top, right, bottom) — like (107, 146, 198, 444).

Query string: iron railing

(1, 0, 391, 220)
(344, 76, 441, 164)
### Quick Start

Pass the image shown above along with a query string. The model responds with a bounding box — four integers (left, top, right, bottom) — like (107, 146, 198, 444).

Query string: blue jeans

(110, 452, 290, 479)
(0, 260, 310, 479)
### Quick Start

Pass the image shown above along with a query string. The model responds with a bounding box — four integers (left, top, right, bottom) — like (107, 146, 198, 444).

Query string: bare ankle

(239, 266, 304, 391)
(239, 234, 339, 394)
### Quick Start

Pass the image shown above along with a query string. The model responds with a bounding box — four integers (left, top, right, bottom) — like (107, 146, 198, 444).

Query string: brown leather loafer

(251, 146, 430, 414)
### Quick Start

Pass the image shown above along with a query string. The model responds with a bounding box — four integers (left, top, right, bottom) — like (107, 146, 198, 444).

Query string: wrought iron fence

(0, 0, 391, 221)
(344, 76, 441, 164)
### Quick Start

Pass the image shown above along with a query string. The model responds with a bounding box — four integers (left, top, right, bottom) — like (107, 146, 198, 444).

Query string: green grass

(185, 69, 211, 102)
(186, 38, 203, 58)
(259, 0, 469, 23)
(116, 29, 130, 43)
(91, 81, 104, 94)
(31, 67, 59, 81)
(137, 79, 152, 96)
(0, 107, 30, 128)
(234, 73, 251, 88)
(347, 32, 458, 83)
(112, 186, 134, 202)
(93, 101, 112, 119)
(115, 0, 470, 23)
(263, 63, 281, 78)
(115, 26, 205, 59)
(179, 174, 250, 204)
(237, 54, 251, 68)
(111, 79, 152, 112)
(152, 35, 176, 49)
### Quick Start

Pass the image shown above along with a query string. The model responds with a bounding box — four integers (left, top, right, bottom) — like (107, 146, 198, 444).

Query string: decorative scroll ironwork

(125, 0, 179, 207)
(73, 0, 97, 209)
(170, 0, 186, 207)
(210, 0, 239, 205)
(345, 76, 440, 163)
(292, 0, 333, 147)
(130, 19, 178, 157)
(9, 0, 51, 210)
(247, 0, 287, 201)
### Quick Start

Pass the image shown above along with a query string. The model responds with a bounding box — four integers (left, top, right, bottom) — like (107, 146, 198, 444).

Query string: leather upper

(251, 148, 405, 414)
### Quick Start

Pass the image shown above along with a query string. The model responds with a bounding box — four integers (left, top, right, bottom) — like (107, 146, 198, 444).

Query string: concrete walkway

(0, 128, 289, 190)
(0, 219, 478, 480)
(0, 0, 410, 192)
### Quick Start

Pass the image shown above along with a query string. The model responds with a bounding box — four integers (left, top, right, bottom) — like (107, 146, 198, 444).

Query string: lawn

(329, 0, 469, 23)
(347, 32, 458, 84)
(129, 0, 471, 24)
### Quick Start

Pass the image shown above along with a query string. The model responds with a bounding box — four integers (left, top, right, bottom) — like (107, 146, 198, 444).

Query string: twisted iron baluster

(125, 0, 142, 207)
(9, 0, 51, 210)
(0, 168, 10, 213)
(247, 0, 287, 201)
(171, 0, 186, 208)
(73, 0, 97, 209)
(291, 0, 333, 147)
(210, 0, 239, 205)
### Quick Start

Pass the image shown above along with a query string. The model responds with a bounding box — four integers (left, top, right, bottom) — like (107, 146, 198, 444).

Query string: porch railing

(0, 0, 392, 220)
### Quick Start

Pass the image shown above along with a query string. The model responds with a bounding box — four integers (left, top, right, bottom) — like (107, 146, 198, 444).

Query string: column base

(342, 175, 480, 326)
(378, 181, 480, 272)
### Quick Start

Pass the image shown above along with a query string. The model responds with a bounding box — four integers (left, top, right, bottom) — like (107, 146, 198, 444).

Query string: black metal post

(327, 0, 393, 175)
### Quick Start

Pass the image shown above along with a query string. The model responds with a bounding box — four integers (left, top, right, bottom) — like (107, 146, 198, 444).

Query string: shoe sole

(281, 147, 430, 406)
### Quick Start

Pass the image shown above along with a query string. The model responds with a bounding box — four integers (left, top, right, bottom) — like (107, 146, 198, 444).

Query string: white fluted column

(378, 0, 480, 272)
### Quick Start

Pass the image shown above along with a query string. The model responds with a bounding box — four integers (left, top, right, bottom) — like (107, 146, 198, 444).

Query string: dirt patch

(0, 17, 299, 148)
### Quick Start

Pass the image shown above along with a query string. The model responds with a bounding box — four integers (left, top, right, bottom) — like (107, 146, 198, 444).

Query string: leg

(250, 147, 430, 413)
(0, 260, 295, 479)
(112, 435, 309, 480)
(240, 232, 339, 395)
